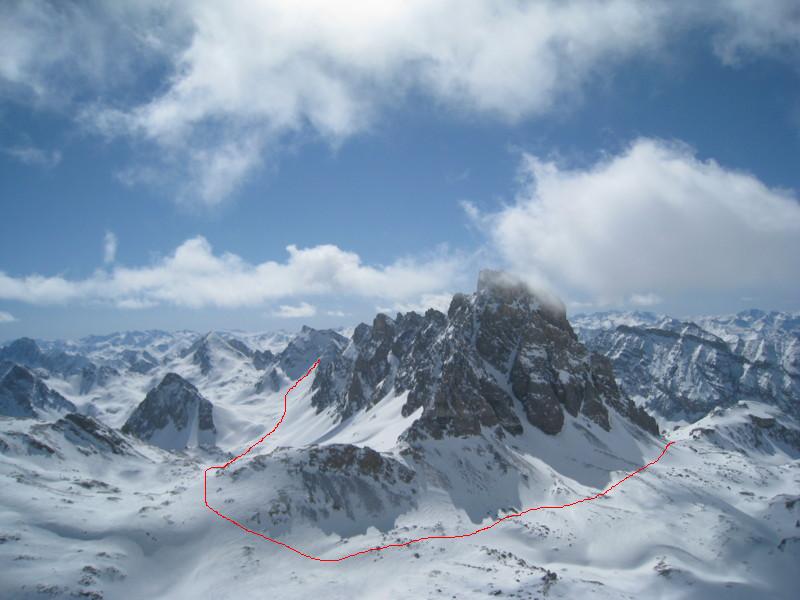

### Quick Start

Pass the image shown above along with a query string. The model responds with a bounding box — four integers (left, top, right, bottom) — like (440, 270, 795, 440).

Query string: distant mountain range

(573, 309, 800, 424)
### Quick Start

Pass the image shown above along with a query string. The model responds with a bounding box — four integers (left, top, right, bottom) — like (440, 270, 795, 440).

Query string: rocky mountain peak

(279, 326, 348, 379)
(121, 372, 216, 450)
(475, 269, 566, 320)
(184, 332, 251, 376)
(0, 364, 76, 418)
(1, 337, 43, 364)
(254, 326, 349, 393)
(311, 271, 659, 440)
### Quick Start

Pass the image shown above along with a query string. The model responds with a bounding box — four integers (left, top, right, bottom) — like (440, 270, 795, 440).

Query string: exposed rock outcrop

(311, 270, 659, 439)
(122, 373, 216, 449)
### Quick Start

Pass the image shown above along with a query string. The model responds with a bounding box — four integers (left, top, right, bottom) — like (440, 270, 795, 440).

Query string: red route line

(203, 358, 676, 563)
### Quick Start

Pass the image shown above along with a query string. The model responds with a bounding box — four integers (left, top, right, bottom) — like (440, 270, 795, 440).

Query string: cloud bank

(0, 237, 462, 309)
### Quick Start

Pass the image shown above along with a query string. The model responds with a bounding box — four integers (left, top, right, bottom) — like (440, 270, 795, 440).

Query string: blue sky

(1, 1, 799, 340)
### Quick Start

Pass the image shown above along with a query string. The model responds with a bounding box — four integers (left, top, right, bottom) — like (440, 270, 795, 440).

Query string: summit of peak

(475, 269, 565, 320)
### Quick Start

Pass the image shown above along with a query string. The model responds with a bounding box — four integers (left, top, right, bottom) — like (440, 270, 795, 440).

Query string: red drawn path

(203, 359, 675, 563)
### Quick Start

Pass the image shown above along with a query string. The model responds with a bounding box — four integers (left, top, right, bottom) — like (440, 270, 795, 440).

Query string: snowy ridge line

(203, 359, 676, 563)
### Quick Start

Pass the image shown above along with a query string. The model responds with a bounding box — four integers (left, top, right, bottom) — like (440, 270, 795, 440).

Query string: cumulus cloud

(5, 1, 796, 206)
(480, 138, 800, 305)
(272, 302, 317, 318)
(0, 236, 461, 309)
(0, 311, 16, 323)
(103, 231, 117, 264)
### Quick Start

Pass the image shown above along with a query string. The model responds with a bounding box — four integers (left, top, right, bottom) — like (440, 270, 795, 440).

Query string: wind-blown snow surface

(0, 319, 798, 598)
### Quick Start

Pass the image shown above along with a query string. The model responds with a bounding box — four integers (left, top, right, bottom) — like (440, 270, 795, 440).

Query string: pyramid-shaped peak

(122, 372, 215, 450)
(3, 363, 35, 384)
(6, 337, 41, 353)
(201, 331, 228, 345)
(1, 337, 44, 363)
(158, 371, 197, 390)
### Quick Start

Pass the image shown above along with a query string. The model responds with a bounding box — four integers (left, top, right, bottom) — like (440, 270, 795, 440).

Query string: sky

(1, 0, 799, 341)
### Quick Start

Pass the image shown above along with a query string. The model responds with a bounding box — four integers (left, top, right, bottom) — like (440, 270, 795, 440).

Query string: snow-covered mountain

(573, 310, 800, 425)
(0, 275, 797, 599)
(696, 310, 800, 376)
(0, 364, 76, 418)
(122, 373, 217, 450)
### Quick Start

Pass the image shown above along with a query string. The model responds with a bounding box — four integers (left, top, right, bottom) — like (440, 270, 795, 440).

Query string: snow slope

(0, 286, 797, 598)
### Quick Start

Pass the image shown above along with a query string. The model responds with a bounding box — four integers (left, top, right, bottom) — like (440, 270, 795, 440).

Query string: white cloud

(702, 0, 800, 65)
(3, 1, 799, 205)
(272, 302, 317, 318)
(481, 138, 800, 305)
(326, 309, 348, 317)
(0, 311, 16, 323)
(0, 236, 462, 309)
(0, 2, 175, 106)
(103, 231, 117, 264)
(2, 145, 61, 168)
(86, 0, 668, 205)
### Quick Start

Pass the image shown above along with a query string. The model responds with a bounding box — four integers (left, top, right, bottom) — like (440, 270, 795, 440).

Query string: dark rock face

(588, 354, 658, 435)
(311, 269, 659, 439)
(0, 364, 76, 418)
(277, 326, 348, 380)
(253, 349, 275, 370)
(52, 413, 133, 456)
(226, 338, 253, 358)
(302, 444, 415, 485)
(122, 373, 216, 449)
(78, 364, 119, 395)
(188, 337, 213, 375)
(253, 327, 348, 393)
(255, 366, 284, 393)
(120, 349, 158, 374)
